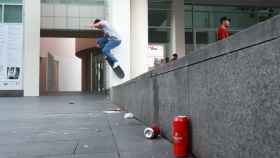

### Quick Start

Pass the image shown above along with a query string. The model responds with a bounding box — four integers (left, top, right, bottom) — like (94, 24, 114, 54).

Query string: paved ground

(0, 95, 174, 158)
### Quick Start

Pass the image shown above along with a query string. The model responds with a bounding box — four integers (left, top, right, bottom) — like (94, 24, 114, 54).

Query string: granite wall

(111, 15, 280, 158)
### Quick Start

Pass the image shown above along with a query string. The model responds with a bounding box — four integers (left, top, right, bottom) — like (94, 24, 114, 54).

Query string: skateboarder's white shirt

(99, 20, 121, 40)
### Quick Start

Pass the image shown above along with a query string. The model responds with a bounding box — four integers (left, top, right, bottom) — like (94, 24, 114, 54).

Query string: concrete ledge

(150, 15, 280, 77)
(111, 15, 280, 158)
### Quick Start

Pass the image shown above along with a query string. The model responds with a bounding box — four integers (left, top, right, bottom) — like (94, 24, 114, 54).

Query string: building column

(130, 0, 149, 78)
(24, 0, 41, 96)
(106, 0, 131, 88)
(170, 0, 185, 58)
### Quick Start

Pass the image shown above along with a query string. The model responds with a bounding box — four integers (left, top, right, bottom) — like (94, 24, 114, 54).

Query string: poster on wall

(148, 44, 165, 69)
(0, 24, 23, 90)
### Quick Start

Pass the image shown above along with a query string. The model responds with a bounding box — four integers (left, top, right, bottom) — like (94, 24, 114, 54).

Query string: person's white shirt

(100, 20, 121, 40)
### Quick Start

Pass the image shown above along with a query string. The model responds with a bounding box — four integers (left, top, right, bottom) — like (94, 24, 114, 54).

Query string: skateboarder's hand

(88, 21, 94, 28)
(96, 44, 101, 48)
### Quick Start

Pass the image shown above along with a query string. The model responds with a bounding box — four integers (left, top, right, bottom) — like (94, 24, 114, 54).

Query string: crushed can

(144, 124, 160, 139)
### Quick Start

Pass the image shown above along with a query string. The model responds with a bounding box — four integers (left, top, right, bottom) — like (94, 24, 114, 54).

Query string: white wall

(130, 0, 149, 78)
(24, 0, 41, 96)
(106, 0, 131, 88)
(40, 38, 81, 92)
(105, 0, 149, 88)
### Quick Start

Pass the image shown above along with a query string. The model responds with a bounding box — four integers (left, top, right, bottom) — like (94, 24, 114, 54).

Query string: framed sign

(148, 44, 165, 68)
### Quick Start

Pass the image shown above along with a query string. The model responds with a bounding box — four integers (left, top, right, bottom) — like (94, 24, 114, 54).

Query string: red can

(172, 116, 190, 157)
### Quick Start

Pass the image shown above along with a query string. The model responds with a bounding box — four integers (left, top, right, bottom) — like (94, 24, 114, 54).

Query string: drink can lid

(144, 127, 154, 139)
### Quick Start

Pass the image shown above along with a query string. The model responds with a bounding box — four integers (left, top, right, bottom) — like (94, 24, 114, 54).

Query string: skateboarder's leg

(96, 37, 108, 48)
(97, 37, 113, 64)
(105, 56, 114, 66)
(102, 39, 121, 66)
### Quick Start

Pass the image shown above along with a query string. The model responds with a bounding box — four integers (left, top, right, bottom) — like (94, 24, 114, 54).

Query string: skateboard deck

(107, 60, 125, 79)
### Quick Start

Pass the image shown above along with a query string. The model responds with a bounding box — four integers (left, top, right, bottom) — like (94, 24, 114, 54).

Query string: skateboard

(107, 59, 125, 79)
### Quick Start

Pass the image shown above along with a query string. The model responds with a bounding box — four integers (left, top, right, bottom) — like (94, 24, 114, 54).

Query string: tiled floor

(0, 95, 174, 158)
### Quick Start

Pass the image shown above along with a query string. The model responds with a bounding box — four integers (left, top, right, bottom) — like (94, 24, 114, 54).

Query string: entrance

(40, 37, 82, 95)
(77, 47, 106, 94)
(40, 30, 106, 95)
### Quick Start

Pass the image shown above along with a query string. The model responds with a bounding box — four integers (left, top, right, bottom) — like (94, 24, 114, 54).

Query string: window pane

(41, 0, 104, 5)
(185, 11, 193, 28)
(185, 31, 193, 44)
(149, 9, 171, 27)
(0, 0, 22, 4)
(0, 5, 2, 23)
(148, 0, 171, 10)
(149, 28, 170, 43)
(196, 32, 209, 44)
(4, 5, 22, 23)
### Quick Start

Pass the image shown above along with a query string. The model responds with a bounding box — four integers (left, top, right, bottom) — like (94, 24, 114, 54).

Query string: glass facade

(148, 0, 171, 42)
(0, 1, 23, 23)
(0, 0, 22, 4)
(148, 0, 171, 57)
(148, 8, 170, 43)
(186, 5, 280, 51)
(41, 0, 105, 30)
(148, 1, 280, 55)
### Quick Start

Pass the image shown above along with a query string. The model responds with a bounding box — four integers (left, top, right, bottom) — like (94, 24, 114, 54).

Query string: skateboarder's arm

(89, 20, 105, 29)
(88, 21, 100, 29)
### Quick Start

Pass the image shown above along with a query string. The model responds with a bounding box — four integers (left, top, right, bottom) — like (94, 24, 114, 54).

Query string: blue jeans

(96, 37, 121, 66)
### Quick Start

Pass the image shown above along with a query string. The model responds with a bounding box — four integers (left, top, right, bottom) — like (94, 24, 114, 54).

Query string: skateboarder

(89, 19, 124, 78)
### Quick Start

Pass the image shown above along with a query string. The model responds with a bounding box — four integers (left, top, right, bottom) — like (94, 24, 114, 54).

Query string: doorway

(77, 48, 106, 94)
(39, 30, 106, 96)
(40, 37, 82, 95)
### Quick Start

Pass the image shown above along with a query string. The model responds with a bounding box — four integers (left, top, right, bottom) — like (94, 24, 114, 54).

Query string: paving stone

(0, 95, 174, 158)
